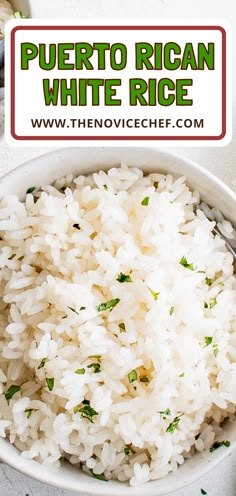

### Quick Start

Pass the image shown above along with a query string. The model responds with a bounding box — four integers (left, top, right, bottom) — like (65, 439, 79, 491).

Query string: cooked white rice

(0, 165, 235, 486)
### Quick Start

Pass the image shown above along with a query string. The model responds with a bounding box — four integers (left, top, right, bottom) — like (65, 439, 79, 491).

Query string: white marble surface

(0, 0, 236, 495)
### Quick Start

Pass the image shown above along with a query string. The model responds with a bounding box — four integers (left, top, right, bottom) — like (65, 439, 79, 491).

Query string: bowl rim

(1, 146, 236, 204)
(0, 146, 235, 496)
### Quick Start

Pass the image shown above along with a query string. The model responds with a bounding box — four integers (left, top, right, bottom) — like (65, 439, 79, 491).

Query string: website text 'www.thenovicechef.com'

(30, 117, 204, 129)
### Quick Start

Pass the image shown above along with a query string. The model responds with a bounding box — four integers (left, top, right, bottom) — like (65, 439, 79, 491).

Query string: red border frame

(10, 25, 226, 141)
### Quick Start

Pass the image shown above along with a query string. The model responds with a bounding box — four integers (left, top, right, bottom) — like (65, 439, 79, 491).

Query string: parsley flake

(14, 11, 26, 18)
(205, 277, 212, 286)
(88, 363, 101, 373)
(67, 306, 79, 314)
(213, 344, 219, 358)
(26, 186, 36, 194)
(38, 357, 48, 369)
(5, 385, 21, 401)
(179, 256, 194, 271)
(75, 368, 85, 375)
(166, 414, 184, 433)
(179, 372, 185, 377)
(201, 490, 207, 495)
(46, 378, 54, 391)
(124, 444, 135, 455)
(124, 447, 131, 455)
(73, 223, 81, 230)
(96, 298, 120, 312)
(116, 272, 132, 283)
(209, 440, 230, 452)
(24, 408, 34, 419)
(210, 297, 217, 309)
(79, 404, 98, 423)
(119, 322, 126, 331)
(90, 470, 108, 481)
(169, 306, 175, 316)
(204, 302, 209, 309)
(8, 254, 16, 260)
(204, 337, 213, 347)
(103, 184, 108, 191)
(159, 408, 171, 416)
(88, 355, 101, 362)
(140, 376, 149, 383)
(141, 196, 150, 206)
(148, 287, 160, 301)
(128, 370, 137, 383)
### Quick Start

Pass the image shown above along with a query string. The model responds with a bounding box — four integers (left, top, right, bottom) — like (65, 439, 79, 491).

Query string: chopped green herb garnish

(198, 270, 206, 274)
(73, 223, 81, 230)
(88, 355, 101, 362)
(218, 281, 224, 286)
(79, 306, 86, 310)
(124, 447, 131, 455)
(124, 444, 135, 455)
(169, 306, 175, 316)
(209, 440, 230, 452)
(88, 363, 101, 373)
(179, 256, 195, 271)
(201, 490, 207, 495)
(75, 368, 85, 375)
(204, 302, 209, 309)
(128, 369, 137, 383)
(14, 11, 26, 18)
(67, 306, 79, 314)
(5, 385, 21, 401)
(8, 254, 16, 260)
(166, 414, 184, 433)
(204, 337, 213, 347)
(205, 277, 212, 286)
(148, 287, 160, 301)
(79, 405, 99, 423)
(24, 408, 34, 419)
(38, 357, 48, 369)
(73, 406, 80, 414)
(46, 378, 54, 391)
(26, 186, 36, 194)
(96, 298, 120, 312)
(179, 372, 185, 377)
(213, 344, 219, 358)
(90, 470, 108, 481)
(140, 376, 149, 383)
(103, 184, 108, 190)
(141, 196, 150, 206)
(116, 272, 132, 283)
(160, 408, 171, 416)
(119, 322, 126, 331)
(210, 297, 217, 309)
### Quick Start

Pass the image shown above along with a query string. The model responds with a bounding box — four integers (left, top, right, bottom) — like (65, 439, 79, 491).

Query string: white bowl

(0, 147, 235, 496)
